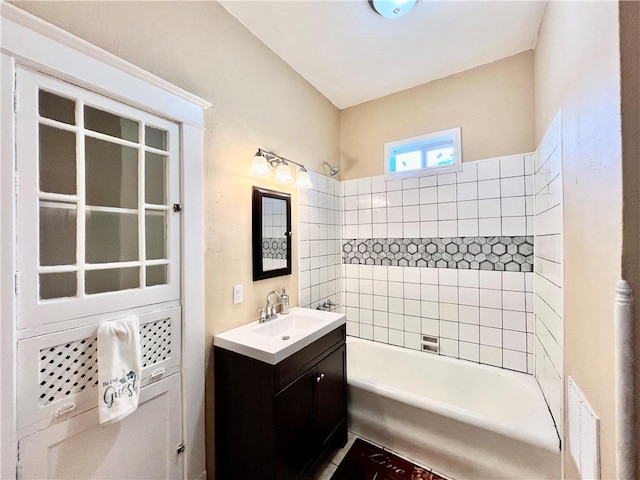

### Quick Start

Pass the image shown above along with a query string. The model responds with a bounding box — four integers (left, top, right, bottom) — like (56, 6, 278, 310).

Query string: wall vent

(420, 335, 439, 353)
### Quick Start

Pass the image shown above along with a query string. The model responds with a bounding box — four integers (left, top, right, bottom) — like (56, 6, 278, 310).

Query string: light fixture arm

(257, 148, 308, 172)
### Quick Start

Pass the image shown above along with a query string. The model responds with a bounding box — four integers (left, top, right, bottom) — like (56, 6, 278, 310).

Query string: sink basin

(251, 314, 319, 337)
(214, 307, 346, 364)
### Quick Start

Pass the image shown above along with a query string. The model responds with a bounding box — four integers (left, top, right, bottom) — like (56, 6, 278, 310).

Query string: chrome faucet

(259, 290, 282, 323)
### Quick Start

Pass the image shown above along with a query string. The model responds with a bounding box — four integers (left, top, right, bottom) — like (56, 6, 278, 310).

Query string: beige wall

(339, 51, 535, 180)
(535, 2, 622, 478)
(11, 1, 340, 476)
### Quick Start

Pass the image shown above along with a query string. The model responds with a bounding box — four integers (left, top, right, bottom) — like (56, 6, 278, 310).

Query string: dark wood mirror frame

(252, 186, 292, 281)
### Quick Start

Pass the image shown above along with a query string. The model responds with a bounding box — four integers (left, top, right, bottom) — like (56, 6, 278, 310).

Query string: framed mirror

(252, 186, 292, 281)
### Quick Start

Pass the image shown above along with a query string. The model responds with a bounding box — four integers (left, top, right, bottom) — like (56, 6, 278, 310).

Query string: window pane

(40, 203, 76, 266)
(84, 105, 139, 142)
(426, 147, 454, 167)
(145, 126, 167, 150)
(85, 267, 139, 295)
(145, 152, 167, 205)
(146, 210, 167, 260)
(85, 211, 138, 263)
(146, 265, 167, 286)
(85, 137, 138, 208)
(39, 90, 75, 125)
(40, 272, 77, 300)
(394, 150, 422, 172)
(39, 124, 76, 195)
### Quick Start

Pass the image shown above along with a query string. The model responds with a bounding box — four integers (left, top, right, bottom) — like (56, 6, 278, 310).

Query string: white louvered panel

(18, 306, 181, 432)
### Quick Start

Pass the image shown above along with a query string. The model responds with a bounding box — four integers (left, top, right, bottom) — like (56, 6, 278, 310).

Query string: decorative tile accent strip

(262, 238, 287, 259)
(342, 236, 533, 271)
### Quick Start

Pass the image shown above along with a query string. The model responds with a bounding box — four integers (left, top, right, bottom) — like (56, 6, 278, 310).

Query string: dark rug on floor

(331, 438, 447, 480)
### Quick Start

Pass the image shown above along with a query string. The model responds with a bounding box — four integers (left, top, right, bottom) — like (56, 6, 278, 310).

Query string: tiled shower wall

(340, 154, 536, 373)
(297, 172, 342, 310)
(533, 113, 564, 433)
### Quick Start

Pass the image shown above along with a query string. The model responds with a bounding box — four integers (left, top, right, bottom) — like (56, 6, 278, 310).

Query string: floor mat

(331, 438, 448, 480)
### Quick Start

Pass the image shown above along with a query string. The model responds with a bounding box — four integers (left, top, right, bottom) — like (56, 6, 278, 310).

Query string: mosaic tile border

(342, 236, 533, 271)
(262, 238, 287, 259)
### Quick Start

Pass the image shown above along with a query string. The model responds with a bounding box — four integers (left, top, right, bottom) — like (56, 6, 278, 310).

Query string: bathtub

(347, 337, 560, 480)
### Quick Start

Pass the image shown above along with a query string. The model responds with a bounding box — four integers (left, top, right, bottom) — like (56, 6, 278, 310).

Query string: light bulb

(273, 164, 294, 184)
(248, 154, 270, 177)
(295, 169, 313, 189)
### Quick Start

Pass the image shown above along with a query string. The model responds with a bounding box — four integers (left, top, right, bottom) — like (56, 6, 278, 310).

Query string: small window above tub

(384, 127, 462, 181)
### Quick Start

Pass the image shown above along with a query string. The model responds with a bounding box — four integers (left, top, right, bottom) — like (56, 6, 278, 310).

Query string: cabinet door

(315, 345, 346, 446)
(274, 368, 316, 480)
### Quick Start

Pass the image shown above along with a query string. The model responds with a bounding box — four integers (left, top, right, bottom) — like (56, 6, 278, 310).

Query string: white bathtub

(347, 337, 561, 480)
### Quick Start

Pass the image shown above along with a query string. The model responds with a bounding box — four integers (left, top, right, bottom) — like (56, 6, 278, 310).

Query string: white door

(14, 68, 184, 479)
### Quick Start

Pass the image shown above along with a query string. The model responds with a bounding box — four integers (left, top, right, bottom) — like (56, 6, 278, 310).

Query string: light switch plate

(233, 284, 243, 304)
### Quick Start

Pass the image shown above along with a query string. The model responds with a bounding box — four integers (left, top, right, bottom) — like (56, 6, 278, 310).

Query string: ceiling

(220, 1, 547, 109)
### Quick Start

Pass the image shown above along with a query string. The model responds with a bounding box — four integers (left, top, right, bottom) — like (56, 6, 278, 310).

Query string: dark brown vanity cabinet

(215, 325, 347, 480)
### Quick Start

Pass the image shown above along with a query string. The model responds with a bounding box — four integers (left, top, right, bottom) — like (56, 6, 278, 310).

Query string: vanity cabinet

(215, 324, 347, 480)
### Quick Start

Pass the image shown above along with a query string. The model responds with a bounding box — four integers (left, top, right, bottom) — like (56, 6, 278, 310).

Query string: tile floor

(305, 432, 359, 480)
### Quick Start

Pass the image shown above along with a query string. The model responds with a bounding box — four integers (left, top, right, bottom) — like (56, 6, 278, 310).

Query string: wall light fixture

(249, 148, 313, 189)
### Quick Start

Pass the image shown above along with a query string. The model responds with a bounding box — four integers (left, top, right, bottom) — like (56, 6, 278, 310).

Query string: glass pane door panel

(85, 211, 139, 263)
(145, 152, 167, 205)
(40, 203, 77, 266)
(146, 211, 167, 260)
(145, 126, 167, 150)
(84, 105, 139, 142)
(146, 265, 167, 287)
(85, 267, 139, 295)
(39, 124, 76, 195)
(85, 137, 138, 208)
(40, 272, 77, 300)
(39, 90, 76, 125)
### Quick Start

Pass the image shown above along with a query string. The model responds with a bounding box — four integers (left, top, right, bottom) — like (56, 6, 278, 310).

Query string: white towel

(97, 316, 142, 425)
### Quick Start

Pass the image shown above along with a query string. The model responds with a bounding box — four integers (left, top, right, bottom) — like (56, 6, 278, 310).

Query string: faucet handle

(256, 307, 267, 322)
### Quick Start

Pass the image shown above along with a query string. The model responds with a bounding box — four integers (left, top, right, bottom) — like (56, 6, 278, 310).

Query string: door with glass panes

(14, 68, 184, 479)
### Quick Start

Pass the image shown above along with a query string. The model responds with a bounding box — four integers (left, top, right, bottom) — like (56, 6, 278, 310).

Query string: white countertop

(213, 307, 346, 365)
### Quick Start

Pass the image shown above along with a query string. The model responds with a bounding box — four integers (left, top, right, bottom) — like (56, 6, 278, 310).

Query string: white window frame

(384, 127, 463, 181)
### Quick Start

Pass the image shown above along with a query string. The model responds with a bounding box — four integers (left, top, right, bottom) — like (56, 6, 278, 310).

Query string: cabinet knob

(316, 373, 325, 383)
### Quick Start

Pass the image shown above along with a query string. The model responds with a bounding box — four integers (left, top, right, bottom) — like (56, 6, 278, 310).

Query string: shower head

(322, 161, 340, 176)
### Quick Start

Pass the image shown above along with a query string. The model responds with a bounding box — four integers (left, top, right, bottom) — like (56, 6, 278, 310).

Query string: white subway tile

(387, 190, 403, 207)
(371, 192, 387, 209)
(503, 310, 526, 332)
(374, 310, 389, 327)
(458, 269, 479, 288)
(478, 198, 501, 218)
(457, 161, 478, 183)
(421, 317, 439, 336)
(459, 287, 480, 306)
(345, 264, 359, 278)
(421, 284, 439, 302)
(438, 202, 457, 220)
(387, 206, 403, 221)
(458, 219, 479, 237)
(478, 217, 501, 236)
(440, 320, 459, 340)
(388, 281, 404, 298)
(358, 194, 372, 210)
(438, 184, 457, 202)
(480, 288, 502, 309)
(480, 326, 502, 348)
(357, 177, 372, 194)
(439, 302, 458, 321)
(373, 279, 388, 295)
(459, 342, 480, 362)
(500, 155, 525, 178)
(402, 178, 419, 190)
(501, 216, 526, 236)
(503, 290, 526, 311)
(439, 338, 459, 357)
(420, 221, 439, 238)
(344, 196, 358, 210)
(437, 172, 457, 186)
(420, 204, 438, 222)
(457, 182, 478, 201)
(421, 300, 439, 318)
(360, 309, 373, 325)
(524, 154, 535, 175)
(344, 225, 358, 238)
(404, 283, 421, 300)
(346, 321, 359, 337)
(477, 158, 501, 180)
(501, 177, 525, 197)
(439, 285, 458, 304)
(479, 270, 502, 289)
(478, 179, 501, 199)
(421, 267, 438, 284)
(438, 268, 458, 286)
(458, 200, 479, 219)
(358, 209, 372, 224)
(387, 222, 403, 237)
(503, 350, 527, 373)
(405, 315, 421, 333)
(460, 323, 480, 343)
(343, 179, 358, 196)
(388, 266, 403, 282)
(480, 345, 502, 367)
(345, 277, 358, 292)
(360, 324, 374, 340)
(388, 329, 404, 346)
(419, 175, 437, 187)
(404, 332, 421, 350)
(388, 312, 404, 330)
(478, 305, 502, 328)
(405, 299, 421, 317)
(387, 179, 402, 191)
(458, 305, 480, 325)
(372, 223, 387, 237)
(501, 196, 526, 217)
(372, 266, 387, 281)
(359, 265, 373, 279)
(359, 278, 373, 294)
(389, 297, 403, 314)
(371, 175, 386, 193)
(438, 220, 458, 237)
(502, 271, 525, 291)
(404, 267, 421, 283)
(503, 330, 527, 352)
(358, 224, 372, 238)
(419, 186, 438, 204)
(403, 188, 420, 205)
(360, 294, 373, 310)
(373, 326, 388, 343)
